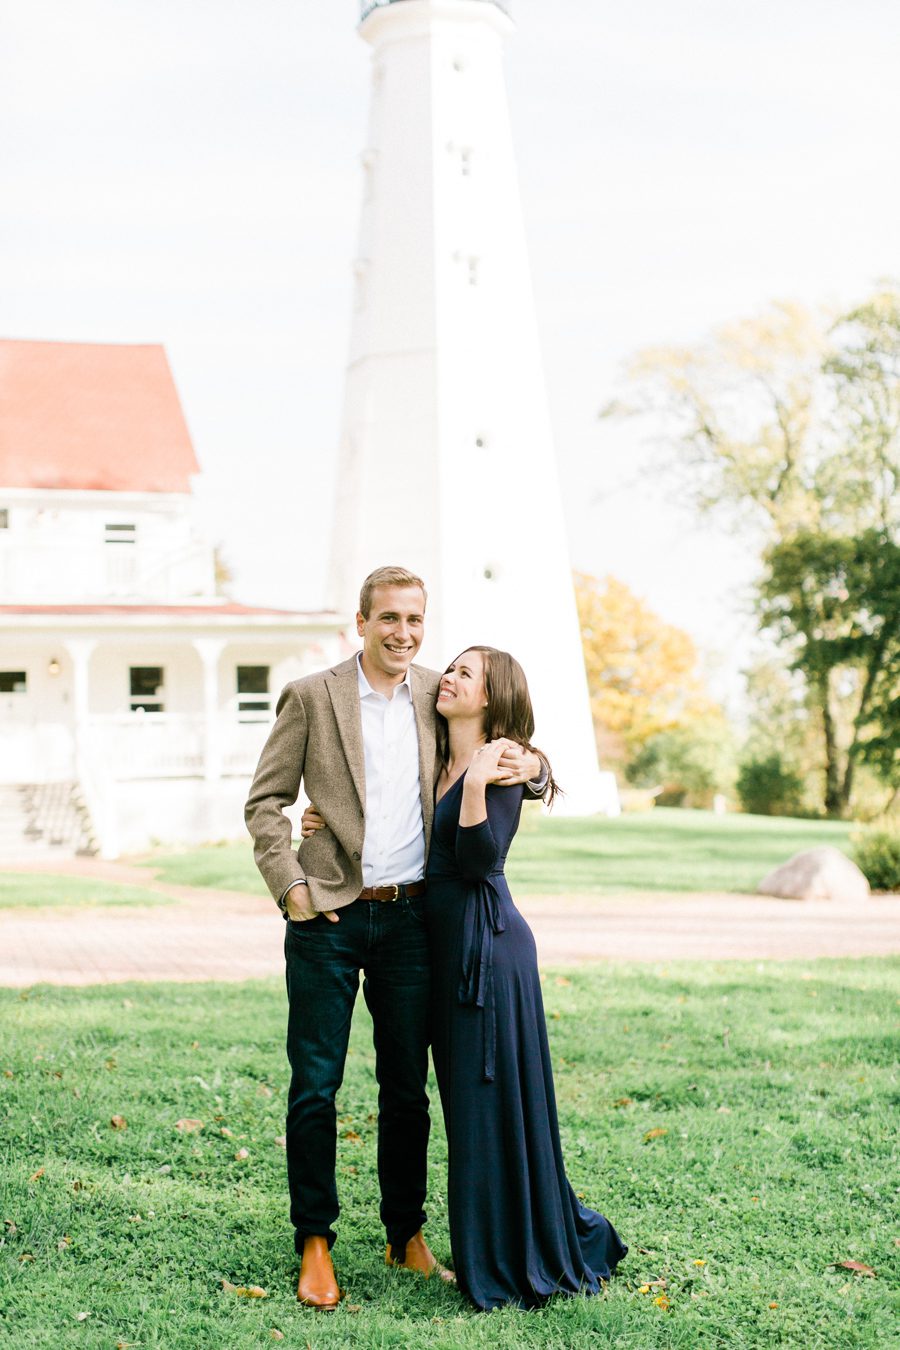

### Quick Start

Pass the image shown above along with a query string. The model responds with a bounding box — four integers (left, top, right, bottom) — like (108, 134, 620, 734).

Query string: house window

(105, 523, 136, 544)
(0, 671, 27, 693)
(130, 666, 164, 713)
(236, 666, 270, 721)
(0, 509, 9, 529)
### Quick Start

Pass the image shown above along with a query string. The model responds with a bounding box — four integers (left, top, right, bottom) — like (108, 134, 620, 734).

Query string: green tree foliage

(735, 753, 806, 817)
(604, 282, 900, 817)
(758, 530, 900, 816)
(626, 716, 738, 809)
(851, 825, 900, 891)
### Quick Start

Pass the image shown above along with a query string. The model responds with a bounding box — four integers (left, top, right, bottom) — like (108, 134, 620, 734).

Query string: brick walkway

(1, 860, 899, 987)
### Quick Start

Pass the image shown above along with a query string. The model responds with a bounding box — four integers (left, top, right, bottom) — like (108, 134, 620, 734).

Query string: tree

(627, 716, 737, 808)
(602, 284, 900, 543)
(603, 282, 900, 815)
(824, 284, 900, 537)
(601, 301, 828, 540)
(575, 572, 723, 772)
(758, 530, 900, 816)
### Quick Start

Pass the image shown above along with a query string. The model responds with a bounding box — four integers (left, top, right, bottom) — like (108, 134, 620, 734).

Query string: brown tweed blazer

(245, 655, 442, 912)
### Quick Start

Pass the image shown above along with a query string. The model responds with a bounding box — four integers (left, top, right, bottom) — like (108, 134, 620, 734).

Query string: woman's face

(436, 648, 488, 723)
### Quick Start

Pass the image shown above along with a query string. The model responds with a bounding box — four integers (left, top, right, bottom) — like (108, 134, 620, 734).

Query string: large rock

(757, 846, 871, 901)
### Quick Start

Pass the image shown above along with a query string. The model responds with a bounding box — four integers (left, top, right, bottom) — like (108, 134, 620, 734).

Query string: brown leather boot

(385, 1229, 455, 1283)
(296, 1235, 340, 1309)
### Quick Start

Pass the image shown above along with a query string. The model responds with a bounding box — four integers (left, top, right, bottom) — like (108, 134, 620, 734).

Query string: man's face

(357, 584, 426, 681)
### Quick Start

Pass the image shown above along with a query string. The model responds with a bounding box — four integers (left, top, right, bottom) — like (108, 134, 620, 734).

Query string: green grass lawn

(141, 808, 857, 898)
(0, 874, 172, 911)
(2, 959, 896, 1348)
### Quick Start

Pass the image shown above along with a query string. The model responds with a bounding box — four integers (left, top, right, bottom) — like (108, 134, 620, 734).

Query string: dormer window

(105, 523, 136, 545)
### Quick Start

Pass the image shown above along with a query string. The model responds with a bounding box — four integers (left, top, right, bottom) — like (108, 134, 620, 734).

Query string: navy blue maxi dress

(425, 776, 627, 1311)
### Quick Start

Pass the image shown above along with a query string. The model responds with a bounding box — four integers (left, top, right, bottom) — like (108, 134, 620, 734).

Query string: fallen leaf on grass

(3, 1069, 13, 1078)
(830, 1260, 876, 1277)
(221, 1280, 267, 1298)
(345, 1304, 361, 1313)
(75, 1312, 91, 1321)
(4, 1220, 17, 1235)
(110, 1115, 127, 1130)
(116, 1342, 139, 1348)
(769, 1302, 779, 1309)
(274, 1135, 286, 1149)
(220, 1127, 234, 1138)
(29, 1168, 45, 1181)
(19, 1254, 34, 1263)
(613, 1098, 634, 1109)
(235, 1148, 250, 1160)
(175, 1118, 203, 1133)
(644, 1128, 667, 1143)
(270, 1333, 285, 1342)
(57, 1235, 72, 1249)
(257, 1083, 273, 1098)
(342, 1130, 363, 1144)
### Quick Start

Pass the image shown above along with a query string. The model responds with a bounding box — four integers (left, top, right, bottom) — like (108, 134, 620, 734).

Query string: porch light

(48, 657, 61, 677)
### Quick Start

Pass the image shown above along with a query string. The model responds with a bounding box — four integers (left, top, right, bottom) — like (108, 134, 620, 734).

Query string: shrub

(851, 826, 900, 891)
(736, 752, 805, 816)
(626, 718, 737, 809)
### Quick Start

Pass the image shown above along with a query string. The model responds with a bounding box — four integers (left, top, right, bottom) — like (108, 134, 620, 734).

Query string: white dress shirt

(356, 655, 426, 886)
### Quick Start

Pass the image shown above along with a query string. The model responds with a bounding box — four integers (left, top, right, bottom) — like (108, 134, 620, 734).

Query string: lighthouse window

(105, 522, 136, 545)
(129, 666, 165, 713)
(236, 665, 271, 721)
(0, 671, 27, 693)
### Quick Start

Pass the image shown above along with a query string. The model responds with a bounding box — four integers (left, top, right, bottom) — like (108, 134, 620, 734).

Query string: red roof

(0, 339, 200, 492)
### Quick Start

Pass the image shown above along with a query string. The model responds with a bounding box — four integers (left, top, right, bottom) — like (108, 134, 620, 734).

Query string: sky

(4, 0, 899, 709)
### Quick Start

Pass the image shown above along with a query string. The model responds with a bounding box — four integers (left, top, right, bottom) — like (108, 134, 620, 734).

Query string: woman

(427, 645, 626, 1310)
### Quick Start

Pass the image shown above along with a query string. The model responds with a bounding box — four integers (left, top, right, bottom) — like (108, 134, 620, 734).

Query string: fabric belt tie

(457, 872, 506, 1083)
(356, 881, 426, 902)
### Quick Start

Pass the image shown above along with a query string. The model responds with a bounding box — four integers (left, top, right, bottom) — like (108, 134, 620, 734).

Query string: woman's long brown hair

(436, 645, 561, 806)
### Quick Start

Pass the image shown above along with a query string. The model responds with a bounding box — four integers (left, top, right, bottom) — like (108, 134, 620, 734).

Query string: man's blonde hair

(358, 566, 428, 618)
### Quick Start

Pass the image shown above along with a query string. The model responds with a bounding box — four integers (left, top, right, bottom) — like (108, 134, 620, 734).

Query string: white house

(0, 338, 345, 859)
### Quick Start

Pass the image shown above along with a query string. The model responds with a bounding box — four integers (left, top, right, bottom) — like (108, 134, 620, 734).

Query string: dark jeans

(283, 893, 431, 1254)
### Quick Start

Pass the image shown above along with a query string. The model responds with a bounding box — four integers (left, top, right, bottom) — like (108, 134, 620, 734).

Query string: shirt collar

(356, 652, 412, 701)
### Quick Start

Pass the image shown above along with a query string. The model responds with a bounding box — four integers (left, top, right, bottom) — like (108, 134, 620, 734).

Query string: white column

(64, 638, 120, 858)
(193, 639, 226, 782)
(65, 639, 96, 764)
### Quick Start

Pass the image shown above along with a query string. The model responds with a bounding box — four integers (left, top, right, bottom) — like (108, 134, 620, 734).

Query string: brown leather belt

(356, 881, 426, 902)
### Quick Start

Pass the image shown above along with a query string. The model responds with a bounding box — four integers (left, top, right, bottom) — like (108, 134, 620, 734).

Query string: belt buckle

(386, 884, 400, 902)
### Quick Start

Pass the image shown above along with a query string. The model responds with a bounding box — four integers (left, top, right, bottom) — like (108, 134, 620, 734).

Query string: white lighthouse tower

(329, 0, 616, 814)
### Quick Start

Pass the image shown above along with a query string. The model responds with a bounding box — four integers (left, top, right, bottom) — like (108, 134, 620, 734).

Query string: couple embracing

(245, 565, 626, 1312)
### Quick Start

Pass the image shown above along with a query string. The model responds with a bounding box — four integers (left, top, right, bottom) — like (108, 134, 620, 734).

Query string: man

(244, 565, 543, 1308)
